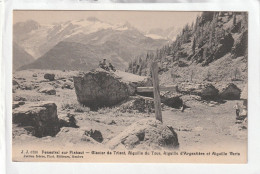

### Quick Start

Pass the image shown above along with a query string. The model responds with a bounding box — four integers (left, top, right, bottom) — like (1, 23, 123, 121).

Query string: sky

(13, 10, 201, 31)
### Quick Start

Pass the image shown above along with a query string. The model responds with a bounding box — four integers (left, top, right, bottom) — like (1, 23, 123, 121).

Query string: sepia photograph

(12, 10, 248, 163)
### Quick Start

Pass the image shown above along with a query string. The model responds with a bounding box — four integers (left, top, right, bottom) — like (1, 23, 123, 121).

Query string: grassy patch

(61, 101, 90, 113)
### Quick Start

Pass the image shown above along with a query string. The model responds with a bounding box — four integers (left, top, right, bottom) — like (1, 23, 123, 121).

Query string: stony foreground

(12, 69, 247, 151)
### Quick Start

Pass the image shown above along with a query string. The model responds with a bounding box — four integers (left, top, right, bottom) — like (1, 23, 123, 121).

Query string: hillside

(13, 42, 35, 70)
(127, 12, 248, 83)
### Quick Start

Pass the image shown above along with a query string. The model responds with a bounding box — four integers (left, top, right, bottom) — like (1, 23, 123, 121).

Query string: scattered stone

(107, 118, 179, 150)
(161, 94, 183, 109)
(220, 83, 241, 100)
(177, 60, 189, 67)
(68, 78, 73, 82)
(119, 96, 155, 113)
(12, 124, 35, 138)
(84, 129, 103, 143)
(44, 73, 55, 81)
(59, 113, 79, 128)
(47, 81, 60, 88)
(108, 120, 116, 125)
(38, 85, 56, 95)
(12, 102, 60, 137)
(13, 80, 19, 86)
(20, 83, 34, 90)
(208, 103, 215, 107)
(62, 82, 74, 89)
(73, 69, 152, 110)
(14, 96, 27, 101)
(13, 101, 25, 109)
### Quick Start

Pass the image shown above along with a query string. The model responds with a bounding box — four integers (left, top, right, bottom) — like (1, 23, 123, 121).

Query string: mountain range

(14, 17, 173, 71)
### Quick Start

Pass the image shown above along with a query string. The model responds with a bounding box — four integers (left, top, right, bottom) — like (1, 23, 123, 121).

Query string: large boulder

(107, 118, 179, 150)
(12, 102, 60, 137)
(200, 84, 219, 100)
(73, 69, 152, 110)
(219, 83, 241, 100)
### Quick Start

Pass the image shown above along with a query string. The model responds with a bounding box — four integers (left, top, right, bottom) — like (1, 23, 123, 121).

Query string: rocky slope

(127, 12, 248, 83)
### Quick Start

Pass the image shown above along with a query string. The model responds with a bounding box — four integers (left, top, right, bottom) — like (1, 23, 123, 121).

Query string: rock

(53, 128, 100, 146)
(219, 83, 241, 100)
(177, 83, 203, 95)
(14, 96, 27, 101)
(161, 93, 183, 109)
(119, 96, 156, 113)
(13, 124, 35, 138)
(62, 82, 74, 89)
(13, 80, 19, 86)
(84, 129, 103, 143)
(231, 21, 241, 33)
(200, 84, 219, 100)
(214, 33, 234, 59)
(208, 103, 215, 107)
(107, 118, 179, 150)
(12, 102, 60, 137)
(73, 69, 152, 110)
(20, 83, 34, 90)
(48, 81, 60, 88)
(38, 85, 56, 95)
(13, 101, 25, 109)
(108, 120, 116, 125)
(178, 83, 219, 100)
(32, 73, 37, 77)
(231, 30, 248, 58)
(44, 73, 55, 81)
(68, 78, 73, 82)
(177, 60, 189, 67)
(59, 113, 79, 128)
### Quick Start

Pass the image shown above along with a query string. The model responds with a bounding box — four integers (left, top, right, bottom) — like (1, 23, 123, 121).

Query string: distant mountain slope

(19, 27, 168, 71)
(13, 42, 35, 70)
(19, 42, 98, 71)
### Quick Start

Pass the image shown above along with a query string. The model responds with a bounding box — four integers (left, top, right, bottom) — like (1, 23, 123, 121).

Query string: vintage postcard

(12, 10, 248, 163)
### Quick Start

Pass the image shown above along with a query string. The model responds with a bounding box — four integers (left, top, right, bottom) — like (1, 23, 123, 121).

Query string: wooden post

(151, 62, 163, 122)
